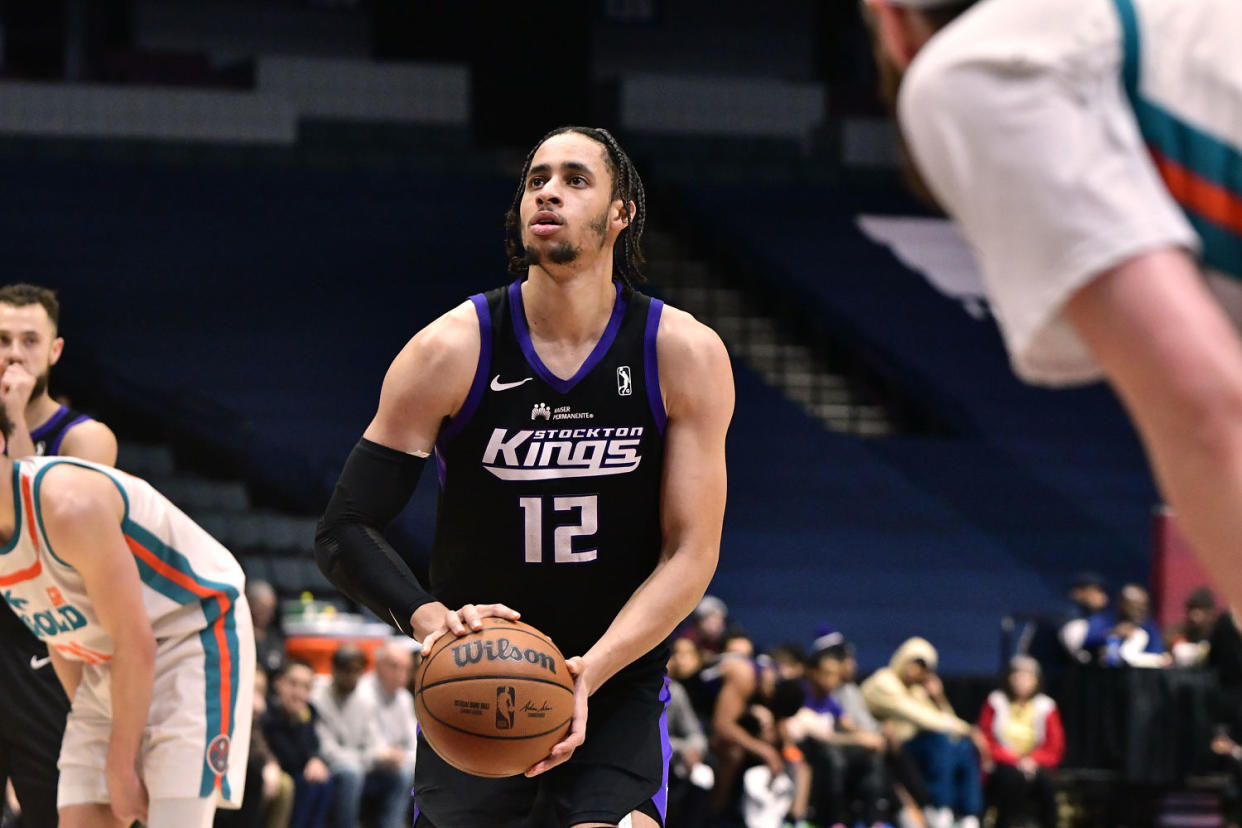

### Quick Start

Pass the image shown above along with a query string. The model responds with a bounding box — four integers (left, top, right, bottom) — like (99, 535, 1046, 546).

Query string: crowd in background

(187, 575, 1242, 828)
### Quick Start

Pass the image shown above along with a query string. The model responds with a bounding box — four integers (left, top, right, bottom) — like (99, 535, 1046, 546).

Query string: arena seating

(7, 150, 1159, 673)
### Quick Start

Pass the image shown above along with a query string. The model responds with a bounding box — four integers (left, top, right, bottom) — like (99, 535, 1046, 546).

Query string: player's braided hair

(505, 126, 646, 288)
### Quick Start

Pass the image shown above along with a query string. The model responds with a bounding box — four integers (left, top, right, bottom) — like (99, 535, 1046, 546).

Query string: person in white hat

(864, 0, 1242, 611)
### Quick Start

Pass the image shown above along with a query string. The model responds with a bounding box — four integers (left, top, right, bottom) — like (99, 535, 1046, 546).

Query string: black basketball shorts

(0, 633, 70, 828)
(413, 670, 671, 828)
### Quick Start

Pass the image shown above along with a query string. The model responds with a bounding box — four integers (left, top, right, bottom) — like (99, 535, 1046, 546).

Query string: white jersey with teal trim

(0, 456, 246, 662)
(899, 0, 1242, 386)
(0, 456, 253, 809)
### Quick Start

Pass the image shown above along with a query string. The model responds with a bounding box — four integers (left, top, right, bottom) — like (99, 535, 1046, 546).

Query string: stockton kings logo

(482, 427, 643, 481)
(206, 734, 231, 776)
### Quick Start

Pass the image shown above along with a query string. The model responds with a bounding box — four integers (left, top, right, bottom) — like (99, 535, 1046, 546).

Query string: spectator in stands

(862, 637, 982, 828)
(357, 641, 419, 828)
(249, 580, 286, 677)
(1059, 572, 1111, 660)
(1211, 728, 1242, 828)
(723, 631, 757, 657)
(1080, 583, 1167, 667)
(685, 594, 732, 656)
(309, 643, 373, 828)
(770, 643, 808, 681)
(262, 660, 334, 828)
(737, 701, 813, 828)
(978, 656, 1064, 828)
(707, 648, 782, 814)
(829, 639, 932, 828)
(665, 665, 713, 828)
(1168, 587, 1219, 667)
(792, 646, 889, 827)
(216, 668, 294, 828)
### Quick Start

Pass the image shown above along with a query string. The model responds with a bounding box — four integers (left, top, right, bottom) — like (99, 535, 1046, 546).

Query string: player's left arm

(38, 465, 153, 823)
(527, 308, 734, 776)
(58, 420, 119, 466)
(583, 308, 733, 685)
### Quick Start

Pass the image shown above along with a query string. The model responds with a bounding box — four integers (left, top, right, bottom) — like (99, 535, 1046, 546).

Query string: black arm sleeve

(314, 438, 436, 635)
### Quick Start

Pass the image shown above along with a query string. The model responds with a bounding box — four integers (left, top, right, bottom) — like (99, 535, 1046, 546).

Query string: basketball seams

(417, 673, 576, 695)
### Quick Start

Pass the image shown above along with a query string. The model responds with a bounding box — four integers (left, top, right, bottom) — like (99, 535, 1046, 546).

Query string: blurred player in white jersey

(0, 404, 254, 828)
(866, 0, 1242, 608)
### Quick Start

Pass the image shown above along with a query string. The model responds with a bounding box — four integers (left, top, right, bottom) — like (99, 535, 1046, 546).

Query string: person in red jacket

(978, 656, 1064, 828)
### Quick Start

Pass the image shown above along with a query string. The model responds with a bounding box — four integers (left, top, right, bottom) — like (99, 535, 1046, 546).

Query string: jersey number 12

(519, 495, 598, 563)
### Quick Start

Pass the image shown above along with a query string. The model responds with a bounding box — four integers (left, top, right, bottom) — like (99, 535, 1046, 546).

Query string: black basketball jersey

(431, 279, 669, 683)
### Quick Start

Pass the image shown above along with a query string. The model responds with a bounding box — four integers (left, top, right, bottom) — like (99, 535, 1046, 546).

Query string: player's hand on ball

(106, 765, 149, 824)
(525, 656, 589, 777)
(414, 601, 522, 653)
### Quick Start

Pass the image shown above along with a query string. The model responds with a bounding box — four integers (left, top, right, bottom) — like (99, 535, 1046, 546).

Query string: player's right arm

(314, 301, 519, 644)
(46, 645, 82, 702)
(39, 465, 153, 825)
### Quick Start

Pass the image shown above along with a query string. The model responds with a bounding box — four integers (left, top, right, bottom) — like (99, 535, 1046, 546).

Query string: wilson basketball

(414, 617, 575, 777)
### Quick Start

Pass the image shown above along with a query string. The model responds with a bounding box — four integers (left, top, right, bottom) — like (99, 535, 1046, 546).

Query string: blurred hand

(377, 745, 405, 770)
(261, 760, 284, 800)
(413, 602, 522, 653)
(757, 743, 785, 778)
(855, 730, 886, 752)
(923, 674, 945, 699)
(1018, 756, 1039, 779)
(526, 656, 588, 777)
(304, 757, 331, 783)
(0, 364, 35, 418)
(105, 765, 149, 825)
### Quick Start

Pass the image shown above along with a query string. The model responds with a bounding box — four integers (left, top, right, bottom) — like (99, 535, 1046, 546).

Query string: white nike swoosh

(490, 375, 534, 392)
(30, 654, 51, 670)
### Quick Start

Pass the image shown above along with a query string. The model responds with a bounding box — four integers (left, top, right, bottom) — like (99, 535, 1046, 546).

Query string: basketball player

(866, 0, 1242, 607)
(316, 126, 734, 827)
(0, 404, 254, 828)
(0, 283, 118, 827)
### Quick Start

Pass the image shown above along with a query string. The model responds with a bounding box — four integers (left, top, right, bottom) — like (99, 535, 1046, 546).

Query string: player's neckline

(508, 279, 628, 394)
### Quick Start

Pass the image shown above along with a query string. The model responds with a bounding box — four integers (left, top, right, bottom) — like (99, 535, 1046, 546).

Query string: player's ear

(49, 336, 64, 366)
(865, 0, 921, 72)
(613, 199, 635, 229)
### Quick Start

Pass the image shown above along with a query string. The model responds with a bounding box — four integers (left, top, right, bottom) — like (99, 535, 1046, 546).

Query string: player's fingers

(565, 656, 584, 676)
(421, 629, 444, 653)
(458, 604, 483, 630)
(446, 607, 469, 635)
(481, 602, 520, 620)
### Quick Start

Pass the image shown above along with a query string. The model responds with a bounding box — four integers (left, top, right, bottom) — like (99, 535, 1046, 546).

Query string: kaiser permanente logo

(482, 427, 644, 480)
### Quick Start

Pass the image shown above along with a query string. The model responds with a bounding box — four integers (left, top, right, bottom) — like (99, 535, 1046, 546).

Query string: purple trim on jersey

(652, 677, 673, 823)
(434, 449, 447, 489)
(643, 298, 667, 434)
(508, 279, 627, 394)
(47, 415, 89, 455)
(437, 294, 493, 448)
(29, 405, 70, 443)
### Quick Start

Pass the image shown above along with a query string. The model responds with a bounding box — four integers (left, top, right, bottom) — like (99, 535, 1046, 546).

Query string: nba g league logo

(617, 366, 632, 396)
(496, 685, 516, 730)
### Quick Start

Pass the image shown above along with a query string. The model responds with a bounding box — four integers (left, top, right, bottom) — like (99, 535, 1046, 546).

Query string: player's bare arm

(527, 308, 734, 776)
(1066, 249, 1242, 610)
(38, 465, 154, 825)
(58, 421, 118, 466)
(316, 301, 520, 643)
